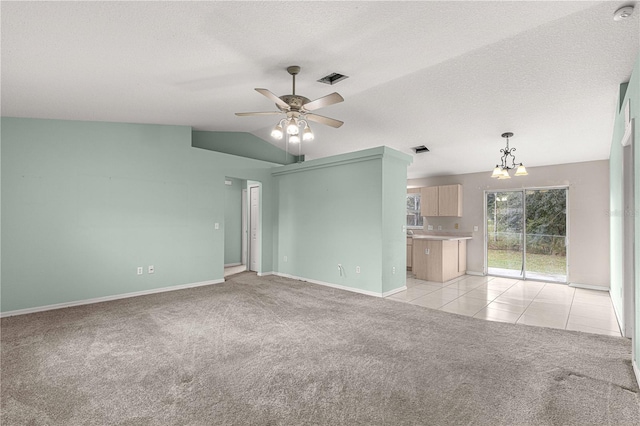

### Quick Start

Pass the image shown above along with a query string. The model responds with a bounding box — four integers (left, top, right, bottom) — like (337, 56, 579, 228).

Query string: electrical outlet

(437, 225, 442, 231)
(427, 225, 434, 230)
(356, 266, 361, 274)
(137, 267, 143, 275)
(148, 265, 154, 274)
(392, 266, 396, 274)
(214, 223, 219, 230)
(284, 255, 287, 262)
(454, 223, 459, 229)
(474, 226, 479, 232)
(425, 248, 430, 255)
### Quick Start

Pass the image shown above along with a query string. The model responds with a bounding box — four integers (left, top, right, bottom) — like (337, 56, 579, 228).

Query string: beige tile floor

(386, 274, 622, 337)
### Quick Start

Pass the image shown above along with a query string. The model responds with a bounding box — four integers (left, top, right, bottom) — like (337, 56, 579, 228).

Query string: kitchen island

(411, 235, 471, 282)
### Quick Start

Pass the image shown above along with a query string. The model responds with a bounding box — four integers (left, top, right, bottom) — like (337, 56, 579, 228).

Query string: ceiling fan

(235, 65, 344, 143)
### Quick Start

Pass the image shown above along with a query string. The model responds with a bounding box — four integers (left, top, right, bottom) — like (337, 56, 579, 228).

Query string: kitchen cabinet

(412, 237, 468, 282)
(420, 186, 439, 217)
(457, 240, 467, 274)
(406, 237, 413, 269)
(438, 184, 463, 217)
(420, 184, 462, 217)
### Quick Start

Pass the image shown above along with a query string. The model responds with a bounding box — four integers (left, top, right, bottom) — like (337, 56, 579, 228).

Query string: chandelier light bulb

(271, 123, 284, 140)
(514, 163, 528, 176)
(302, 125, 314, 141)
(289, 134, 301, 144)
(491, 165, 502, 179)
(286, 118, 299, 135)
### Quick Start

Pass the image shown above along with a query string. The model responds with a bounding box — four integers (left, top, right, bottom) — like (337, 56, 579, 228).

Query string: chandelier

(490, 132, 528, 179)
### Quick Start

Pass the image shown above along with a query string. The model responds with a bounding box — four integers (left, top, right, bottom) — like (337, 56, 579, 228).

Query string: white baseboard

(382, 286, 407, 297)
(257, 271, 274, 277)
(568, 282, 609, 292)
(0, 279, 225, 318)
(466, 270, 484, 276)
(224, 262, 242, 267)
(274, 272, 386, 298)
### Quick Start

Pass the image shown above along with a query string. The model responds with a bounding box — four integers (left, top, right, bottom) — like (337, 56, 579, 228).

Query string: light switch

(427, 225, 434, 230)
(474, 226, 479, 232)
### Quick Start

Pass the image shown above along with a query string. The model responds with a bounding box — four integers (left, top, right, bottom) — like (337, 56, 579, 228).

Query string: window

(407, 193, 424, 228)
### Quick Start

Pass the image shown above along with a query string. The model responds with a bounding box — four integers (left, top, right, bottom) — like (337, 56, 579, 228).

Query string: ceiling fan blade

(306, 113, 344, 128)
(255, 88, 290, 109)
(303, 92, 344, 111)
(235, 111, 282, 116)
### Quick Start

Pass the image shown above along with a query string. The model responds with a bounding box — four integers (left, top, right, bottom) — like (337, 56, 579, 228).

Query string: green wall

(272, 147, 411, 295)
(192, 131, 300, 165)
(609, 52, 640, 373)
(1, 118, 276, 312)
(381, 151, 410, 293)
(224, 177, 243, 265)
(1, 117, 411, 312)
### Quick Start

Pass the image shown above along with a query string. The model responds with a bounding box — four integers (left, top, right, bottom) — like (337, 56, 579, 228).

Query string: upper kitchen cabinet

(438, 184, 463, 216)
(420, 186, 439, 217)
(420, 184, 463, 217)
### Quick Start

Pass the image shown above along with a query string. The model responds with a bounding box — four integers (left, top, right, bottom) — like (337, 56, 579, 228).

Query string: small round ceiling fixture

(613, 5, 634, 21)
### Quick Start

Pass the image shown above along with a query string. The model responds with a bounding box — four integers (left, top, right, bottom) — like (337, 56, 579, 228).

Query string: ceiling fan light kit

(236, 65, 344, 147)
(490, 132, 528, 179)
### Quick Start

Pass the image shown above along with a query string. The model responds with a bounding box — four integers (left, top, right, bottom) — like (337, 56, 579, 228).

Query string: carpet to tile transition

(2, 272, 639, 425)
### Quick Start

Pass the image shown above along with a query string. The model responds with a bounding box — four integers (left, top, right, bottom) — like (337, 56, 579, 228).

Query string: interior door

(249, 185, 259, 272)
(486, 191, 524, 278)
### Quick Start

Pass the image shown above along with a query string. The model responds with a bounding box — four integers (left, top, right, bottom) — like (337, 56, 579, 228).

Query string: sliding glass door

(487, 191, 524, 278)
(486, 188, 567, 282)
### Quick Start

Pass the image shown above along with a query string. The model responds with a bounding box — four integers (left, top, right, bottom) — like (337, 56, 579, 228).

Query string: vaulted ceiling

(2, 1, 638, 178)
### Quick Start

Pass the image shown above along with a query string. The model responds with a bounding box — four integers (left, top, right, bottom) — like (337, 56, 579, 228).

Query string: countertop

(408, 235, 472, 241)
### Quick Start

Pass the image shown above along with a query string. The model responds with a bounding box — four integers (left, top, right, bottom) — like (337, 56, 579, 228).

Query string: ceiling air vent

(412, 145, 430, 154)
(317, 72, 349, 85)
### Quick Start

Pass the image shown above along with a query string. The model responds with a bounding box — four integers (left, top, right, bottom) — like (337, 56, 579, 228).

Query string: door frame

(241, 188, 248, 267)
(248, 182, 261, 273)
(622, 119, 635, 338)
(484, 185, 569, 282)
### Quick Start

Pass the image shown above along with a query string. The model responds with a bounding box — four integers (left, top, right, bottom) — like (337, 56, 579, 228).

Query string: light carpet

(2, 272, 639, 425)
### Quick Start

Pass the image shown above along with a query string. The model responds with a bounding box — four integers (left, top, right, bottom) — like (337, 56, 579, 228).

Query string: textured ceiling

(2, 1, 639, 178)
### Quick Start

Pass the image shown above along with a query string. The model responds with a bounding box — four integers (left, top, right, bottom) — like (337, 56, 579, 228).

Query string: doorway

(485, 187, 568, 282)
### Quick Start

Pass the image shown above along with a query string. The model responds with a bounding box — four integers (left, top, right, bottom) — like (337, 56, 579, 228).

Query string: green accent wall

(609, 51, 640, 371)
(192, 131, 301, 165)
(224, 177, 243, 265)
(272, 147, 412, 295)
(1, 118, 276, 312)
(381, 152, 410, 293)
